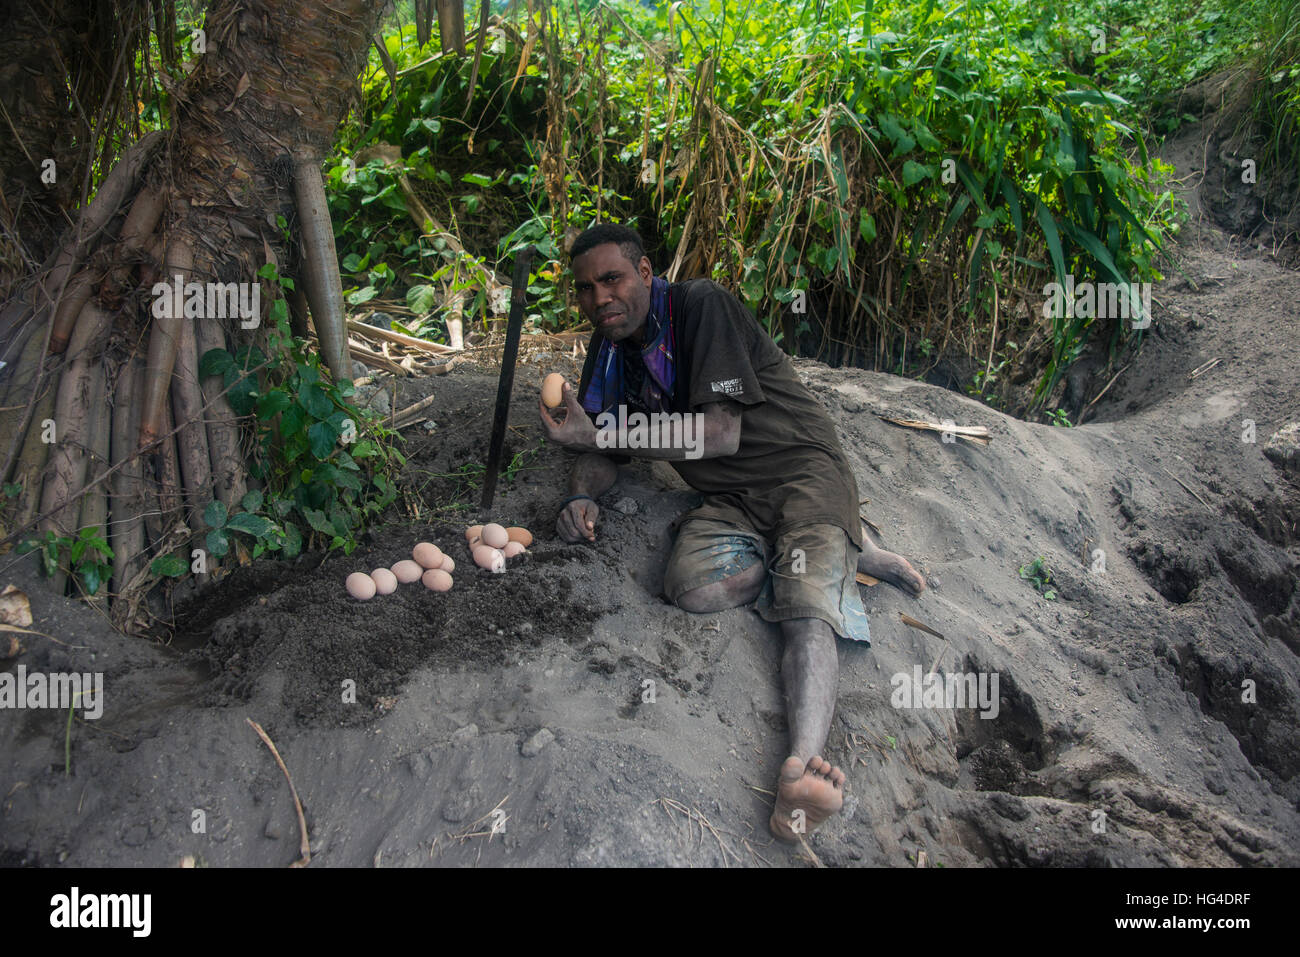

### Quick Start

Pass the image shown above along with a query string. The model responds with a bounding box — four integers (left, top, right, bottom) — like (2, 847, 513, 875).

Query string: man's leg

(769, 618, 845, 842)
(674, 561, 765, 612)
(664, 517, 768, 613)
(858, 522, 927, 596)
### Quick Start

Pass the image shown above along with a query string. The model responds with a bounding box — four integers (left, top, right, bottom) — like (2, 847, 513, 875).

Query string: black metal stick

(480, 245, 535, 510)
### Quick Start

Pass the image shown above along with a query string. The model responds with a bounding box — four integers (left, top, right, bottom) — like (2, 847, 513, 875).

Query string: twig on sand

(797, 835, 825, 868)
(1078, 362, 1131, 422)
(742, 838, 774, 866)
(445, 795, 511, 845)
(246, 718, 311, 868)
(1188, 357, 1222, 380)
(654, 797, 743, 866)
(899, 612, 945, 640)
(1161, 467, 1212, 510)
(1, 622, 78, 646)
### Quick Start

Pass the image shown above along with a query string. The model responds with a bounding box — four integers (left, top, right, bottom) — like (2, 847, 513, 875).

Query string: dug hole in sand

(2, 132, 1298, 866)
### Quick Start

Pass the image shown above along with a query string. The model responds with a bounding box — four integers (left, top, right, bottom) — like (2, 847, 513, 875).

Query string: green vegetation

(17, 528, 114, 597)
(327, 0, 1292, 421)
(1019, 555, 1058, 600)
(196, 265, 404, 558)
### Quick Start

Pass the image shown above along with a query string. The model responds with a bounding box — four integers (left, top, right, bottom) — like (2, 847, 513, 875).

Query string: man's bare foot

(769, 755, 845, 843)
(859, 525, 927, 596)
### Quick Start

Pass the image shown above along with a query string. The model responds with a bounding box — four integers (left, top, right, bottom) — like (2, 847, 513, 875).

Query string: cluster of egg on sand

(344, 523, 532, 599)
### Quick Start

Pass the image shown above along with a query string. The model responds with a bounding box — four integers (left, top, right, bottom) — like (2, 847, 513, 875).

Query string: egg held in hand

(541, 373, 566, 409)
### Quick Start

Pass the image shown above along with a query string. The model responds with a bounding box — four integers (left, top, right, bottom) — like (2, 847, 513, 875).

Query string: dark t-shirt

(577, 278, 862, 548)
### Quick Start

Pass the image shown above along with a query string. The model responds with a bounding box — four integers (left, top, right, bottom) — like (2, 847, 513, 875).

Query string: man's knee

(671, 562, 766, 613)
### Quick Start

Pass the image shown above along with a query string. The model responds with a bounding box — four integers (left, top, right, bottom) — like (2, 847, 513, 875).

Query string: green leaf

(280, 404, 306, 437)
(80, 564, 102, 596)
(303, 508, 334, 535)
(150, 554, 188, 578)
(199, 349, 234, 378)
(346, 285, 378, 306)
(308, 420, 338, 459)
(203, 500, 228, 529)
(1035, 199, 1068, 283)
(902, 160, 931, 187)
(461, 172, 493, 187)
(282, 522, 302, 558)
(241, 489, 264, 513)
(225, 513, 274, 538)
(299, 383, 333, 419)
(406, 283, 439, 315)
(257, 389, 291, 420)
(206, 528, 230, 559)
(858, 210, 877, 243)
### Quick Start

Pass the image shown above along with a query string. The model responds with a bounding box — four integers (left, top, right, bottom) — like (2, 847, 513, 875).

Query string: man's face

(572, 242, 653, 344)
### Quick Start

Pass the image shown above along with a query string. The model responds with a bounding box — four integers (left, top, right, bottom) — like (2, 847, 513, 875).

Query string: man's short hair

(569, 224, 646, 266)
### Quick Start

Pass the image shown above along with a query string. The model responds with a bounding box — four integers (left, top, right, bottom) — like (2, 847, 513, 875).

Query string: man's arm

(556, 452, 617, 542)
(540, 383, 742, 461)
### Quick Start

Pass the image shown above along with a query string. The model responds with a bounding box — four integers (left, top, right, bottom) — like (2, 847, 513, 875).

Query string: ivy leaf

(241, 489, 264, 513)
(280, 404, 306, 437)
(206, 528, 230, 559)
(299, 383, 333, 419)
(199, 349, 234, 378)
(257, 389, 292, 420)
(203, 500, 228, 529)
(308, 420, 338, 459)
(303, 508, 334, 535)
(225, 513, 274, 538)
(150, 554, 188, 578)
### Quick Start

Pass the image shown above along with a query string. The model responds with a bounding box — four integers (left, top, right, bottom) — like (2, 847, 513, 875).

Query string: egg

(413, 541, 443, 569)
(439, 555, 455, 573)
(503, 540, 526, 558)
(370, 568, 398, 595)
(465, 524, 484, 546)
(346, 572, 376, 600)
(472, 545, 505, 573)
(506, 526, 533, 547)
(422, 568, 453, 592)
(541, 373, 566, 409)
(391, 559, 423, 583)
(481, 523, 509, 549)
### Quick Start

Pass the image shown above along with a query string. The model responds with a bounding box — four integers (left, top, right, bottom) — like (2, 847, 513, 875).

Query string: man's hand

(539, 382, 600, 451)
(557, 496, 600, 543)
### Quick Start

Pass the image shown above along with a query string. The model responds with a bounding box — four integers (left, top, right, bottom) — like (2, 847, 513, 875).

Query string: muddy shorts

(662, 512, 872, 644)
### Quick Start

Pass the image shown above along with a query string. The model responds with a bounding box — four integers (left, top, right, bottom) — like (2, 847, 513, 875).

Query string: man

(539, 224, 925, 843)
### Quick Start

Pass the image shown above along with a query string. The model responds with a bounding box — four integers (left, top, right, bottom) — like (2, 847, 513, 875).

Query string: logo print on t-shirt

(711, 378, 743, 395)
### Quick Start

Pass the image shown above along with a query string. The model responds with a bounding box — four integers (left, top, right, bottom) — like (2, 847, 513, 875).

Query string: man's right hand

(557, 497, 599, 543)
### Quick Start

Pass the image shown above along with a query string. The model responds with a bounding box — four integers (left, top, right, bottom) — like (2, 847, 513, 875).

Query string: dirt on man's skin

(2, 117, 1299, 867)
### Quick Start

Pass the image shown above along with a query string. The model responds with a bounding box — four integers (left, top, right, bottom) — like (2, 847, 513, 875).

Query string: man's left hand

(539, 382, 600, 451)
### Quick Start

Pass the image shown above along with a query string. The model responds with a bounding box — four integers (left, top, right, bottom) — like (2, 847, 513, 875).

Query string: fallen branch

(246, 718, 311, 868)
(391, 393, 438, 427)
(899, 612, 945, 640)
(877, 415, 991, 446)
(346, 318, 458, 355)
